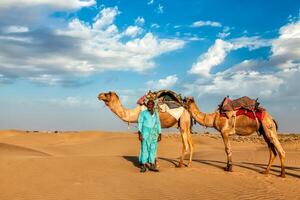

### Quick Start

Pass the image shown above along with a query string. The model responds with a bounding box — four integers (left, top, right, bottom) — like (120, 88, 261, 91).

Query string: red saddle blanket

(221, 109, 265, 121)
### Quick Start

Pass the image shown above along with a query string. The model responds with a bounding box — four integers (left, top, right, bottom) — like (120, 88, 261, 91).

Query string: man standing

(138, 99, 162, 173)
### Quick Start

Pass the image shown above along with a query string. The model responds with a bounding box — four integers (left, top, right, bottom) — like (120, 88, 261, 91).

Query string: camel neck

(107, 98, 141, 123)
(189, 103, 216, 128)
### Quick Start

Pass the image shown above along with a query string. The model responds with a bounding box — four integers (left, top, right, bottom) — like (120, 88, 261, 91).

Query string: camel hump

(137, 90, 184, 109)
(220, 96, 262, 112)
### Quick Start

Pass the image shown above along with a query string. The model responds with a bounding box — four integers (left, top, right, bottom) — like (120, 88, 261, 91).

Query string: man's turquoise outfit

(138, 109, 161, 164)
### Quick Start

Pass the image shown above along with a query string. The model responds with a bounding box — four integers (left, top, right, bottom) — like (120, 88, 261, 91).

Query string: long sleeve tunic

(138, 110, 161, 164)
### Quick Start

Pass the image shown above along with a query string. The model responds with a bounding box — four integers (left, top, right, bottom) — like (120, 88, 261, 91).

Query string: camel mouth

(184, 97, 194, 105)
(98, 93, 107, 101)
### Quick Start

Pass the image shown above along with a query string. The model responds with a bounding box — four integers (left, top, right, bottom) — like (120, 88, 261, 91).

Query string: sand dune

(0, 130, 299, 200)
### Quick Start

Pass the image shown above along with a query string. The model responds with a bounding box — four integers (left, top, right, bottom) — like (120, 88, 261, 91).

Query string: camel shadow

(158, 157, 181, 167)
(193, 159, 300, 179)
(122, 156, 300, 178)
(122, 156, 140, 168)
(242, 162, 300, 179)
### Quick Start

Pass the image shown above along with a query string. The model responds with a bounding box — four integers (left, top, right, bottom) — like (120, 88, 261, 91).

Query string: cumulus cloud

(123, 26, 142, 37)
(185, 17, 300, 105)
(185, 71, 283, 98)
(270, 19, 300, 69)
(3, 25, 29, 33)
(146, 75, 178, 90)
(0, 6, 185, 86)
(93, 7, 120, 30)
(217, 26, 231, 39)
(135, 17, 145, 26)
(189, 37, 271, 77)
(189, 39, 234, 77)
(0, 0, 96, 10)
(191, 20, 222, 28)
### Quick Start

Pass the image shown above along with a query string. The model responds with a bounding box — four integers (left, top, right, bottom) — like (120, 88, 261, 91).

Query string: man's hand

(138, 131, 143, 141)
(157, 133, 162, 142)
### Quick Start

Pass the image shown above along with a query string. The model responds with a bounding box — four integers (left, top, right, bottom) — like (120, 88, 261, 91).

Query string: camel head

(98, 91, 119, 106)
(183, 96, 195, 109)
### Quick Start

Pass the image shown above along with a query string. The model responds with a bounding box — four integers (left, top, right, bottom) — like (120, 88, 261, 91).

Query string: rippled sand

(0, 130, 299, 200)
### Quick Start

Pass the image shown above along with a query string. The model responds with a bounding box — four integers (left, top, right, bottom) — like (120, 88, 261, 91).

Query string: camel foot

(280, 172, 286, 178)
(261, 170, 269, 175)
(224, 164, 233, 172)
(186, 163, 192, 167)
(176, 163, 183, 168)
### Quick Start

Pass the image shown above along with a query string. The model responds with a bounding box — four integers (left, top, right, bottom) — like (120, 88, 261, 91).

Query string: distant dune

(0, 130, 299, 200)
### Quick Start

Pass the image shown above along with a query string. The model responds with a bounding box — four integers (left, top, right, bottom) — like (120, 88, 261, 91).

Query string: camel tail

(273, 119, 278, 131)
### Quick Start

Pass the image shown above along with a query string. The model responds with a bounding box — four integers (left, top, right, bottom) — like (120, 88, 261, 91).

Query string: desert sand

(0, 130, 299, 200)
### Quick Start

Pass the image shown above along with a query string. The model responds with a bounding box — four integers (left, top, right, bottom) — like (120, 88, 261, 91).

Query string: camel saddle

(137, 90, 184, 109)
(219, 96, 266, 121)
(219, 96, 261, 112)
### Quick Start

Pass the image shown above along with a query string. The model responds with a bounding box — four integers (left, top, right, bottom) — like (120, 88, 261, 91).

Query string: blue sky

(0, 0, 300, 132)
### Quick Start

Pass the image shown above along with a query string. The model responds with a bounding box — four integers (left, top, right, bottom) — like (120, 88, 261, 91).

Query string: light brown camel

(184, 97, 286, 177)
(98, 91, 193, 167)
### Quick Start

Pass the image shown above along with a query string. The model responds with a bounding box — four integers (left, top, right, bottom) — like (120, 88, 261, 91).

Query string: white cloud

(271, 19, 300, 69)
(189, 36, 271, 77)
(147, 75, 178, 90)
(217, 32, 230, 39)
(231, 36, 271, 50)
(157, 4, 164, 14)
(189, 39, 233, 77)
(187, 71, 283, 98)
(0, 0, 96, 10)
(4, 25, 29, 33)
(151, 23, 160, 29)
(0, 6, 185, 86)
(123, 26, 142, 38)
(0, 35, 32, 43)
(93, 7, 120, 30)
(191, 20, 222, 28)
(135, 17, 145, 26)
(48, 96, 96, 107)
(147, 0, 154, 5)
(217, 26, 231, 39)
(185, 17, 300, 107)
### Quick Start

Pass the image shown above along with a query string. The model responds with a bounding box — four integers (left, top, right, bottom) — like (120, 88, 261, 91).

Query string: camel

(98, 91, 194, 167)
(184, 97, 286, 177)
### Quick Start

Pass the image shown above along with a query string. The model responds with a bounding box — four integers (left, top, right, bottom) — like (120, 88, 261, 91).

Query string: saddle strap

(252, 110, 260, 132)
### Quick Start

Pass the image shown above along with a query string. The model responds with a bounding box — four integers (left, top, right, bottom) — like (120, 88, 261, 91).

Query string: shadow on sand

(122, 156, 140, 168)
(122, 155, 300, 178)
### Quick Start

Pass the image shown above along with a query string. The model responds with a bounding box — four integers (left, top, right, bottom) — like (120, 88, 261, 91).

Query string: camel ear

(106, 91, 112, 101)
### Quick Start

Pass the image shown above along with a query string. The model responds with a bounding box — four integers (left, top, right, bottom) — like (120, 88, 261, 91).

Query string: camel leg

(178, 130, 188, 167)
(262, 121, 286, 177)
(178, 110, 193, 168)
(261, 130, 277, 175)
(272, 138, 286, 177)
(187, 131, 194, 167)
(221, 131, 233, 172)
(262, 145, 276, 175)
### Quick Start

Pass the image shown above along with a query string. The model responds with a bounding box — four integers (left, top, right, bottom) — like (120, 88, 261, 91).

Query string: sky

(0, 0, 300, 132)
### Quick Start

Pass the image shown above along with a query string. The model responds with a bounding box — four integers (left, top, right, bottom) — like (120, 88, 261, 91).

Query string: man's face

(147, 101, 155, 111)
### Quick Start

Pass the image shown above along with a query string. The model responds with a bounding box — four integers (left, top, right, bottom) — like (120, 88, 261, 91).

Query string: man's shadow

(123, 156, 140, 168)
(123, 155, 180, 168)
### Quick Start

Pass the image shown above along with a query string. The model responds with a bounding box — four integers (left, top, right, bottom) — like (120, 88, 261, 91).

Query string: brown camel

(98, 91, 194, 167)
(184, 97, 286, 177)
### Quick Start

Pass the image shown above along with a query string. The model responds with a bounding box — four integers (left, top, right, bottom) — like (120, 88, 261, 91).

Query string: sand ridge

(0, 130, 299, 200)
